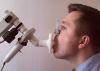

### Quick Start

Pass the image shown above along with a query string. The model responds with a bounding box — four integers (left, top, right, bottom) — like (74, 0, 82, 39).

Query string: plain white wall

(0, 0, 100, 71)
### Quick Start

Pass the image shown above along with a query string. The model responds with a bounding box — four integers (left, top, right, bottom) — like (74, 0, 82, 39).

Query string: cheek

(57, 34, 79, 57)
(58, 32, 79, 51)
(58, 32, 71, 45)
(59, 38, 67, 48)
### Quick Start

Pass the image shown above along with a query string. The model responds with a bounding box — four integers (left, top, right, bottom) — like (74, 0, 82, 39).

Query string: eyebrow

(62, 20, 66, 24)
(61, 20, 70, 27)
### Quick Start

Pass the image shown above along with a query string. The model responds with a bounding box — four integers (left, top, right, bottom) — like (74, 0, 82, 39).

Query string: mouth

(52, 44, 56, 53)
(51, 34, 59, 53)
(52, 33, 58, 53)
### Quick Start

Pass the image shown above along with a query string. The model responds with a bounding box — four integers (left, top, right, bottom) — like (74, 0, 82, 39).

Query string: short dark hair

(68, 4, 100, 48)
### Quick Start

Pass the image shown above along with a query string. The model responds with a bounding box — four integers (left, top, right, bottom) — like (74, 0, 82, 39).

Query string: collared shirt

(76, 53, 100, 71)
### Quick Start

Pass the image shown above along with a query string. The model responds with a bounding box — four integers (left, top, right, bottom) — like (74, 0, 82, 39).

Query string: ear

(78, 35, 90, 49)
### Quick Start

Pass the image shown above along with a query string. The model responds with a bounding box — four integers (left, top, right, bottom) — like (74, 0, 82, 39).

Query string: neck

(67, 48, 95, 68)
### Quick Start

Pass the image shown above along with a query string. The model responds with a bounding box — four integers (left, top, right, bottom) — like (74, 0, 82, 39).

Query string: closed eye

(60, 25, 66, 31)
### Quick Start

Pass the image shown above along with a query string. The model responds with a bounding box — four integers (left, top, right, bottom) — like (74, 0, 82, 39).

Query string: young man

(52, 4, 100, 71)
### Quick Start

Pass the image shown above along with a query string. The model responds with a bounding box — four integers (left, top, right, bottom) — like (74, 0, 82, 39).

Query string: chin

(53, 52, 66, 59)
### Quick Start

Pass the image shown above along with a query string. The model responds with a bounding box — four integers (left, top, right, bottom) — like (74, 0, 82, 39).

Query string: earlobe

(79, 35, 90, 49)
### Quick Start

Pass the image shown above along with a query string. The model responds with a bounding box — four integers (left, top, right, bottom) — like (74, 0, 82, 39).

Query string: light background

(0, 0, 100, 71)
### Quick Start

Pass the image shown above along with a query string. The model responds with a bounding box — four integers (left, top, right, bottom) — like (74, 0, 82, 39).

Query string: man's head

(52, 4, 100, 60)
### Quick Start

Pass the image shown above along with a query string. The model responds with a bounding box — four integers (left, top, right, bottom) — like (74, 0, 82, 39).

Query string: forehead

(62, 11, 82, 26)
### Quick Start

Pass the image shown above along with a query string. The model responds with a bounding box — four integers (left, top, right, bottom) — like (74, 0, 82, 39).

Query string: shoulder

(76, 53, 100, 71)
(85, 62, 100, 71)
(77, 62, 100, 71)
(92, 64, 100, 71)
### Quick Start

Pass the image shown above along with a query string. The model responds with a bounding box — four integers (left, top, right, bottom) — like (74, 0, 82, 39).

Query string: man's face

(52, 11, 82, 60)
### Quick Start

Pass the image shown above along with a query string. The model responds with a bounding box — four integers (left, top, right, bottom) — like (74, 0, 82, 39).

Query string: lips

(51, 33, 59, 53)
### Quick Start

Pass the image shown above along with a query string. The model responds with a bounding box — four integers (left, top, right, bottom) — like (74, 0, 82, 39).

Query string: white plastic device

(0, 10, 53, 65)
